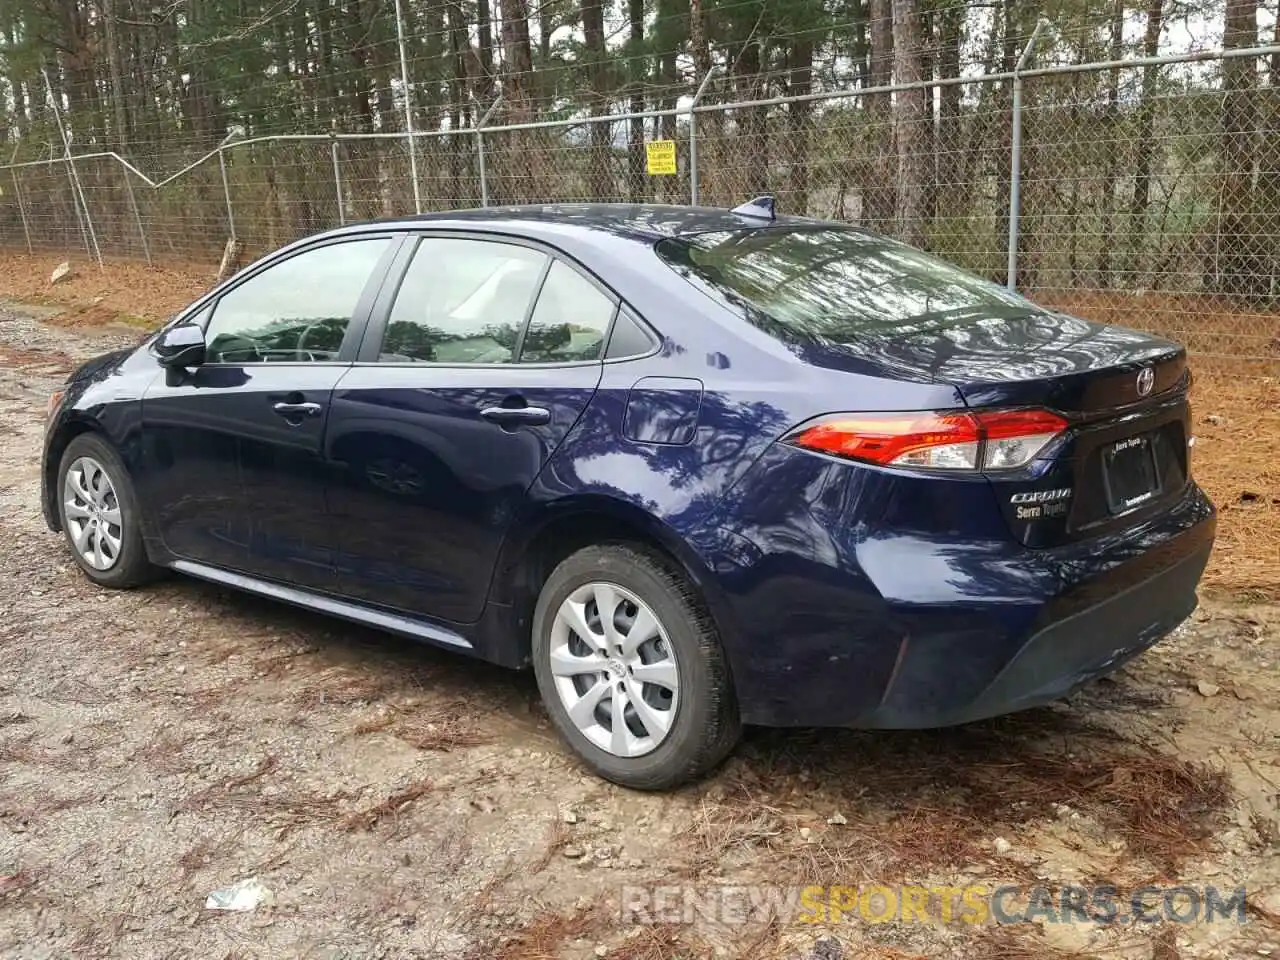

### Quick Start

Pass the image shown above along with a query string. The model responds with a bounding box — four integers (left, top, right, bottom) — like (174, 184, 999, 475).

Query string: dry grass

(682, 715, 1232, 884)
(472, 900, 606, 960)
(0, 870, 40, 901)
(529, 818, 571, 874)
(1187, 373, 1280, 597)
(975, 927, 1150, 960)
(394, 703, 492, 752)
(1037, 290, 1280, 376)
(0, 788, 100, 826)
(0, 344, 75, 374)
(341, 778, 433, 832)
(0, 253, 212, 326)
(352, 699, 493, 753)
(290, 666, 390, 709)
(176, 829, 247, 881)
(611, 925, 714, 960)
(175, 755, 356, 835)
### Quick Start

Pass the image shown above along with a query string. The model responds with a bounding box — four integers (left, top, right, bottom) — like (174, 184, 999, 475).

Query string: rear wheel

(532, 544, 740, 789)
(57, 433, 156, 589)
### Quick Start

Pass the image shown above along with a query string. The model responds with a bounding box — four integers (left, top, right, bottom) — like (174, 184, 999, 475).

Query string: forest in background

(0, 0, 1276, 334)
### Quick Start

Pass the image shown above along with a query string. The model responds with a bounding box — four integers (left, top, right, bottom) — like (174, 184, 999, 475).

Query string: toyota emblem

(1136, 367, 1155, 397)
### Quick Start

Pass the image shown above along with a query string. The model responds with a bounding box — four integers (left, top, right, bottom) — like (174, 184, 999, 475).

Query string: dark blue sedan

(41, 200, 1215, 789)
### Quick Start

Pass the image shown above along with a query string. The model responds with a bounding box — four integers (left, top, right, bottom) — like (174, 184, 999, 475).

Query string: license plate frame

(1102, 432, 1161, 514)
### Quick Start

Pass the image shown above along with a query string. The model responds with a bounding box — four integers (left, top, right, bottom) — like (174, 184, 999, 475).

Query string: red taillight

(786, 412, 981, 469)
(784, 409, 1068, 472)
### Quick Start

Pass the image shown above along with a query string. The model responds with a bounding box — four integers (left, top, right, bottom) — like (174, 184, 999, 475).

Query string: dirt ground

(0, 289, 1277, 959)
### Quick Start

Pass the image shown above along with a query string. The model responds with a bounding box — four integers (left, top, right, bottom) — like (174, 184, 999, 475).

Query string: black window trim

(191, 232, 406, 368)
(354, 228, 659, 369)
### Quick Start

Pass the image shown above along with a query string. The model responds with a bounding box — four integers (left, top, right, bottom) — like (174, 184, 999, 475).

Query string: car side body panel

(41, 206, 1217, 734)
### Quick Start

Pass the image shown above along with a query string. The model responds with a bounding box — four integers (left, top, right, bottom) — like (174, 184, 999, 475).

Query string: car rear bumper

(712, 460, 1215, 728)
(856, 520, 1211, 727)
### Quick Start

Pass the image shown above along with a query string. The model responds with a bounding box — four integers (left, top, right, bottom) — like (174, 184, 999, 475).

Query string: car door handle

(272, 401, 323, 418)
(480, 405, 551, 427)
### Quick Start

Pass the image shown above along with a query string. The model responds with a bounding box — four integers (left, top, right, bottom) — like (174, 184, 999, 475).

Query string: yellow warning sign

(645, 140, 677, 176)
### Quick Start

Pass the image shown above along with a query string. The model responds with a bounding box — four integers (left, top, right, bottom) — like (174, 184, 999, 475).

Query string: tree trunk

(1096, 0, 1124, 288)
(1126, 0, 1163, 285)
(447, 1, 471, 200)
(736, 40, 768, 197)
(500, 0, 535, 120)
(936, 3, 963, 215)
(476, 0, 496, 102)
(1214, 0, 1260, 297)
(865, 0, 895, 229)
(892, 0, 928, 247)
(101, 0, 132, 149)
(628, 0, 645, 202)
(581, 0, 612, 200)
(500, 0, 536, 200)
(787, 39, 814, 216)
(346, 0, 374, 131)
(994, 0, 1018, 267)
(7, 25, 26, 139)
(688, 0, 719, 202)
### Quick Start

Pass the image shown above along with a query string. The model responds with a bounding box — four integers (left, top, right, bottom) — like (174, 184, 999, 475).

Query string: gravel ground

(0, 302, 1277, 960)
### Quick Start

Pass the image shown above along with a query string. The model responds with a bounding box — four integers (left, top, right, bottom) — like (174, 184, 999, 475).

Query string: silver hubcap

(549, 582, 680, 758)
(63, 456, 123, 571)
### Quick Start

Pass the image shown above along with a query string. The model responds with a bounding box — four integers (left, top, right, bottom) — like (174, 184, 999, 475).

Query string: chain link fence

(0, 49, 1276, 376)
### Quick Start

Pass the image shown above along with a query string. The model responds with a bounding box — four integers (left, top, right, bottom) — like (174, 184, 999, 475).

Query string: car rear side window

(605, 305, 656, 360)
(518, 260, 616, 363)
(204, 238, 391, 363)
(381, 237, 548, 364)
(656, 228, 1043, 341)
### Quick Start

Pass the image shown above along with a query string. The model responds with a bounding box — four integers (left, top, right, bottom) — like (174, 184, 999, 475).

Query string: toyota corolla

(41, 200, 1215, 789)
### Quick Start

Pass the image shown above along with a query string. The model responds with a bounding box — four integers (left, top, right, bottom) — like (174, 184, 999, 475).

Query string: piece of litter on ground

(205, 877, 274, 911)
(1196, 680, 1221, 697)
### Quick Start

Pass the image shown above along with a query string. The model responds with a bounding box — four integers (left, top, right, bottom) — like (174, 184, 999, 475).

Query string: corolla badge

(1136, 367, 1155, 397)
(1011, 487, 1072, 521)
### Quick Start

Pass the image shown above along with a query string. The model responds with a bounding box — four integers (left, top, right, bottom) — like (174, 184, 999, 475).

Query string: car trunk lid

(806, 308, 1192, 547)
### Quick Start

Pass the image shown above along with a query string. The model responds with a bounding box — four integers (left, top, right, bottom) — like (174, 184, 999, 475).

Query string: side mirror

(153, 322, 206, 368)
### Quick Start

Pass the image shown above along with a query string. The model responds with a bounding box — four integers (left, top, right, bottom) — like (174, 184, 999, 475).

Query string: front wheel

(531, 544, 741, 790)
(56, 433, 157, 589)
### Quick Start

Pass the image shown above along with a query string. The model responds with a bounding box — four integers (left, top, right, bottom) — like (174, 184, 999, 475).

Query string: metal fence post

(1007, 19, 1049, 291)
(218, 144, 237, 240)
(687, 68, 719, 207)
(475, 96, 504, 208)
(331, 138, 345, 226)
(392, 0, 422, 214)
(44, 69, 103, 266)
(9, 149, 33, 254)
(122, 166, 152, 266)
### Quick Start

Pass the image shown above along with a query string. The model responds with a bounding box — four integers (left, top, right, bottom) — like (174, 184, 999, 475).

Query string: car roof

(342, 202, 828, 245)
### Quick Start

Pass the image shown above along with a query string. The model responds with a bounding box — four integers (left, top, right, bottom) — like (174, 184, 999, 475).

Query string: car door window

(380, 238, 548, 364)
(519, 260, 616, 363)
(204, 238, 391, 363)
(605, 305, 656, 359)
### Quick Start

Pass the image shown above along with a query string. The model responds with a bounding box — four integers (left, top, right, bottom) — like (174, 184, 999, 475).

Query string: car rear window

(655, 228, 1042, 339)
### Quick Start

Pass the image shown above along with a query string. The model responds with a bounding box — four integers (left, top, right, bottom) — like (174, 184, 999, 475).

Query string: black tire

(56, 433, 157, 589)
(532, 543, 741, 790)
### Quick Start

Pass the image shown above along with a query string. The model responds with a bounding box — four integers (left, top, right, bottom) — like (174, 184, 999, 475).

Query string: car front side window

(204, 238, 392, 364)
(379, 237, 548, 364)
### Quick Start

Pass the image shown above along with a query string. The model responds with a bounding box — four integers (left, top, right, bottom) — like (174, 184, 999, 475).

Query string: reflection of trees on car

(382, 320, 524, 363)
(209, 315, 348, 362)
